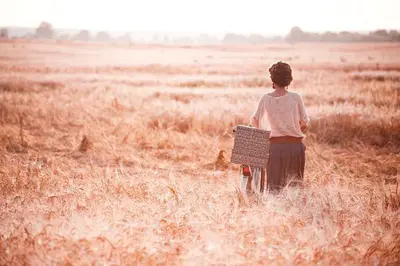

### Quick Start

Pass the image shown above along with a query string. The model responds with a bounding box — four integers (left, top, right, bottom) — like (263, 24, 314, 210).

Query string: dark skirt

(267, 143, 306, 192)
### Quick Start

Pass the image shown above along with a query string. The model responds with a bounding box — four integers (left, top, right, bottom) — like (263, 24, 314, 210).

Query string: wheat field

(0, 40, 399, 265)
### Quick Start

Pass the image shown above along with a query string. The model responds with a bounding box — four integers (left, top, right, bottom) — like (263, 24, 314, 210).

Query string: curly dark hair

(268, 61, 293, 87)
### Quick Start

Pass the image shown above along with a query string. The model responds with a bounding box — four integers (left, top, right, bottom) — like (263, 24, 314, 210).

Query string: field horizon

(0, 40, 399, 265)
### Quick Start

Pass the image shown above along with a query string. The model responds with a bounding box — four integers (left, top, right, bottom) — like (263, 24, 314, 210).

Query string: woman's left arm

(298, 94, 310, 132)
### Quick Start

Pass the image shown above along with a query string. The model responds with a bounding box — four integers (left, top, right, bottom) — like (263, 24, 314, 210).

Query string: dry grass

(0, 40, 400, 265)
(310, 114, 400, 151)
(350, 71, 400, 82)
(0, 79, 64, 93)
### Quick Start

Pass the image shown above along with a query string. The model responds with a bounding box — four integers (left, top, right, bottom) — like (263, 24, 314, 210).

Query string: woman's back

(251, 91, 310, 138)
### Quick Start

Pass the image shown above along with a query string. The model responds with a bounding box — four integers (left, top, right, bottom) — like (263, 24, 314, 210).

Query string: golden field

(0, 40, 399, 265)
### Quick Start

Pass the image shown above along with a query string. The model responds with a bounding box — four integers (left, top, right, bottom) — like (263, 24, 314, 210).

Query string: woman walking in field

(250, 61, 310, 192)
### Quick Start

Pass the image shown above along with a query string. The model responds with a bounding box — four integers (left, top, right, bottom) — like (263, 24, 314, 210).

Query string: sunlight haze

(1, 0, 399, 33)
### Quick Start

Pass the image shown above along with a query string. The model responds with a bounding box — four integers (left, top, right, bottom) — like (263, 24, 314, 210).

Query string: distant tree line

(222, 27, 400, 44)
(1, 22, 400, 44)
(222, 33, 282, 44)
(6, 21, 132, 43)
(284, 26, 400, 43)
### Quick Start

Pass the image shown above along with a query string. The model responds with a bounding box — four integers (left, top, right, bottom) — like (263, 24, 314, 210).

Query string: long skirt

(267, 143, 306, 192)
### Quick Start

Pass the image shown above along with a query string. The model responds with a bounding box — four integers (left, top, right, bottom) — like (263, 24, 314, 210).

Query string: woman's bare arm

(297, 94, 310, 132)
(250, 95, 265, 128)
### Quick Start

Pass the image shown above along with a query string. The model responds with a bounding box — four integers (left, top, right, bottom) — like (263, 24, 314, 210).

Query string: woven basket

(230, 126, 270, 168)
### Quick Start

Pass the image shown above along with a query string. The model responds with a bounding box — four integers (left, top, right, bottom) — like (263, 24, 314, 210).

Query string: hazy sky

(1, 0, 399, 34)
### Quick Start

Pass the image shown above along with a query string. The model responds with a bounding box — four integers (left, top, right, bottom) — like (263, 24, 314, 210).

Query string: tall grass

(0, 41, 400, 265)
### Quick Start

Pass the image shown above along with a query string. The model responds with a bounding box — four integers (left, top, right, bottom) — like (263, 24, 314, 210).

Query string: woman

(250, 61, 310, 192)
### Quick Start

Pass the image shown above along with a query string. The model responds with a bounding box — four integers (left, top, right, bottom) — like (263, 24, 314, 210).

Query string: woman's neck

(271, 87, 287, 96)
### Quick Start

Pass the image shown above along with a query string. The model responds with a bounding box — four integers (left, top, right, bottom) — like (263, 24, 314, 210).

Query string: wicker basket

(230, 126, 270, 168)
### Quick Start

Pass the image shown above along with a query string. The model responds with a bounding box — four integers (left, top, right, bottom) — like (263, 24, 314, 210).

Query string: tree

(285, 26, 307, 43)
(198, 34, 218, 45)
(116, 33, 131, 43)
(373, 29, 389, 37)
(74, 30, 91, 41)
(57, 33, 70, 40)
(35, 21, 53, 39)
(368, 29, 389, 42)
(320, 31, 337, 42)
(152, 33, 161, 43)
(338, 31, 353, 42)
(163, 35, 169, 44)
(0, 28, 8, 39)
(223, 33, 248, 44)
(388, 30, 400, 41)
(248, 34, 267, 44)
(95, 31, 111, 42)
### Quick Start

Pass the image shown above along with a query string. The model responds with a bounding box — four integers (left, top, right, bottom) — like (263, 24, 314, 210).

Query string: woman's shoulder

(287, 91, 304, 100)
(287, 91, 300, 96)
(258, 92, 273, 101)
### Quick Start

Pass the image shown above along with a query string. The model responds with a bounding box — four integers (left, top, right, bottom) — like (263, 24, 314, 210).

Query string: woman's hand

(300, 121, 308, 133)
(301, 124, 308, 133)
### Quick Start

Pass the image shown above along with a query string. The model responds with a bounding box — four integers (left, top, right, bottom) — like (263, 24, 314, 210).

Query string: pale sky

(0, 0, 399, 34)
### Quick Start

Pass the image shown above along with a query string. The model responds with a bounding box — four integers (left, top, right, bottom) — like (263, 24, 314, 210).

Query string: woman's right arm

(250, 95, 265, 128)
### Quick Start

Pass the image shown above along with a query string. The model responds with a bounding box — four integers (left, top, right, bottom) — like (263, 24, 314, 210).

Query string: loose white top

(250, 91, 310, 138)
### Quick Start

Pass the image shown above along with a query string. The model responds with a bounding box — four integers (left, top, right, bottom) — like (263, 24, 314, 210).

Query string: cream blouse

(250, 91, 310, 138)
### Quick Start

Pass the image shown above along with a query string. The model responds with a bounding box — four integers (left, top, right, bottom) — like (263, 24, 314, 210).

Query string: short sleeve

(297, 93, 310, 125)
(250, 95, 265, 128)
